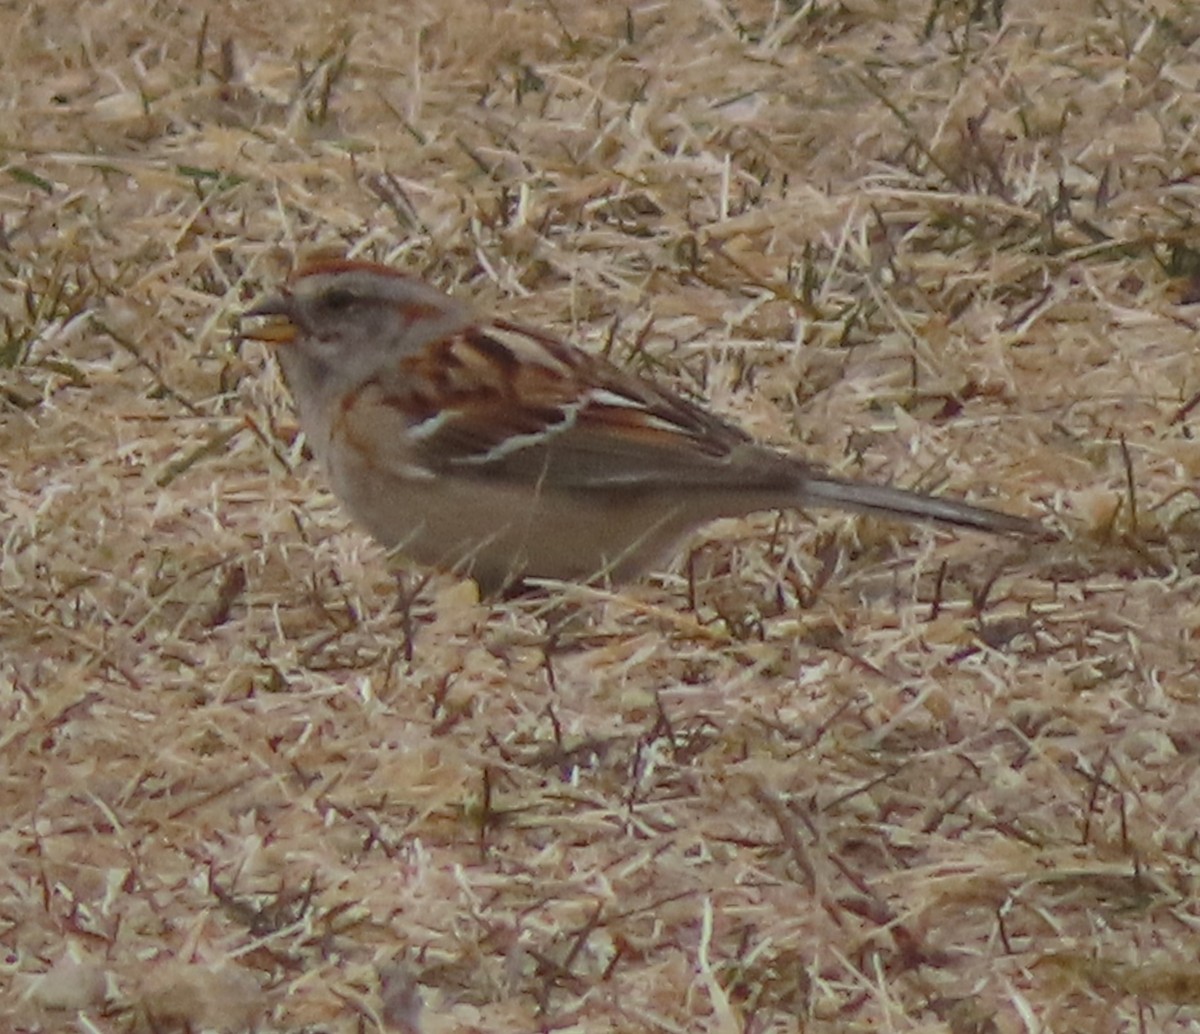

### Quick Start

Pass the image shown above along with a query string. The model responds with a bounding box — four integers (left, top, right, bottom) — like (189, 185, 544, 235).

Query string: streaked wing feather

(391, 321, 781, 490)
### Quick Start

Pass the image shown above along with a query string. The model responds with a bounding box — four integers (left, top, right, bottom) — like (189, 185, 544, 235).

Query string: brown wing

(384, 320, 794, 491)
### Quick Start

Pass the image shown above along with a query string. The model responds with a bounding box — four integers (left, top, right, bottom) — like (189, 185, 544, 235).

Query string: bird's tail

(799, 475, 1045, 537)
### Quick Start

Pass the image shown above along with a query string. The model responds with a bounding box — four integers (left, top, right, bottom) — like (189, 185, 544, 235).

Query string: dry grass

(4, 0, 1200, 1030)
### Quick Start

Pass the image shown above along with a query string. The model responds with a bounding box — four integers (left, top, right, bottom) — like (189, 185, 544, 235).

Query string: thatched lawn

(3, 1, 1200, 1030)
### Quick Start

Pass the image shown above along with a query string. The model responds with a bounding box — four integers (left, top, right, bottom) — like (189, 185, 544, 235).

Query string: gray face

(248, 266, 474, 412)
(285, 274, 411, 369)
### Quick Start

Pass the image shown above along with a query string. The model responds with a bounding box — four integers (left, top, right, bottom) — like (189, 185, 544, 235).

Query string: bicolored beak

(242, 293, 298, 345)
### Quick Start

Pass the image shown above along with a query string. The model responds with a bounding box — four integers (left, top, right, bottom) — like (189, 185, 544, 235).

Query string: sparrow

(244, 258, 1045, 595)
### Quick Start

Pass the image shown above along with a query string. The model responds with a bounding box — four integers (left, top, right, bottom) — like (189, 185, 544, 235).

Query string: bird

(243, 257, 1045, 595)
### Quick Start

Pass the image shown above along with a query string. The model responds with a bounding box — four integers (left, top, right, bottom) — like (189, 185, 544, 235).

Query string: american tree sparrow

(245, 258, 1045, 595)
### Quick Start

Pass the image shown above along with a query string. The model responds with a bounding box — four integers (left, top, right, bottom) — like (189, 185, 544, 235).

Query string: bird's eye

(320, 288, 358, 312)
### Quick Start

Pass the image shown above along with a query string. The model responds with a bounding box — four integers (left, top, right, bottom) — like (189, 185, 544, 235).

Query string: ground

(3, 1, 1200, 1031)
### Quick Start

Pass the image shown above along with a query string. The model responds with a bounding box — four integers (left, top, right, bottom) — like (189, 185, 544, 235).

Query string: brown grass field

(4, 0, 1200, 1030)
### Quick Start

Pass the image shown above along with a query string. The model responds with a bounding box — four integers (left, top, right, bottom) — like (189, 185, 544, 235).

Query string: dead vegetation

(3, 0, 1200, 1030)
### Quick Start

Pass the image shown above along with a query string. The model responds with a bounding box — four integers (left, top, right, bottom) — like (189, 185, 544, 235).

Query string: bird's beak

(242, 293, 298, 346)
